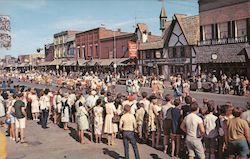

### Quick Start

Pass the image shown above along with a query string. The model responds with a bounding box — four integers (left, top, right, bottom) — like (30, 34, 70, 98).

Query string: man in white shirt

(181, 102, 205, 159)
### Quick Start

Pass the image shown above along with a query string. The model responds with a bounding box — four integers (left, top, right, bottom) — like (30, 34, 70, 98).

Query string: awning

(238, 47, 250, 59)
(99, 59, 114, 66)
(86, 59, 100, 66)
(62, 60, 77, 66)
(77, 60, 88, 66)
(116, 58, 130, 66)
(195, 43, 246, 63)
(48, 59, 63, 66)
(17, 63, 29, 67)
(37, 61, 51, 66)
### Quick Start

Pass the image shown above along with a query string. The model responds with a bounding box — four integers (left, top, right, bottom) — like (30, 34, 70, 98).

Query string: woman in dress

(61, 93, 70, 130)
(6, 94, 16, 140)
(53, 90, 62, 124)
(148, 95, 160, 148)
(0, 90, 5, 119)
(76, 100, 89, 144)
(151, 77, 159, 96)
(104, 96, 118, 146)
(93, 99, 103, 143)
(30, 89, 40, 120)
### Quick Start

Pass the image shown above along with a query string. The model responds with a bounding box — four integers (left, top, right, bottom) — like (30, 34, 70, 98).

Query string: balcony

(197, 36, 248, 46)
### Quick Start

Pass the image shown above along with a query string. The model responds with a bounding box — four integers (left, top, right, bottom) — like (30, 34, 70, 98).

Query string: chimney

(148, 32, 152, 35)
(117, 28, 121, 32)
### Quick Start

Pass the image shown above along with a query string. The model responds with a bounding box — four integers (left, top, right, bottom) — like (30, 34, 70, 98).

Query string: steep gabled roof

(162, 14, 200, 46)
(138, 40, 164, 50)
(175, 14, 200, 45)
(136, 23, 148, 33)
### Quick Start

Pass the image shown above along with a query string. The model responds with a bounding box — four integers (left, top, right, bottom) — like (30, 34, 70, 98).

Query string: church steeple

(160, 0, 167, 32)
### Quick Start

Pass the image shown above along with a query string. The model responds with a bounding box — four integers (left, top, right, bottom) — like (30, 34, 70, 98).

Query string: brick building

(196, 0, 250, 78)
(75, 27, 133, 60)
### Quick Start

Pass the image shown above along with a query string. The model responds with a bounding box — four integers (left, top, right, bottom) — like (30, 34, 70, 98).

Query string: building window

(204, 25, 212, 40)
(96, 45, 99, 58)
(219, 22, 228, 38)
(90, 46, 93, 58)
(146, 51, 150, 59)
(237, 19, 247, 37)
(180, 47, 185, 58)
(173, 47, 176, 58)
(168, 48, 173, 58)
(82, 46, 85, 59)
(77, 47, 80, 58)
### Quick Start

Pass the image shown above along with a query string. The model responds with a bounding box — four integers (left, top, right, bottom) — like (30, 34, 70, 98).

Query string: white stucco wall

(168, 22, 188, 47)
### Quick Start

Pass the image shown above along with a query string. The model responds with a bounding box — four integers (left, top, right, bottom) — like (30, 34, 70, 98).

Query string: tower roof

(160, 0, 167, 18)
(160, 7, 167, 18)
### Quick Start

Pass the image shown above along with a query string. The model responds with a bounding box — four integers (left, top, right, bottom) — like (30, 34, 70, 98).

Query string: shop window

(173, 47, 176, 58)
(237, 19, 247, 37)
(180, 47, 185, 58)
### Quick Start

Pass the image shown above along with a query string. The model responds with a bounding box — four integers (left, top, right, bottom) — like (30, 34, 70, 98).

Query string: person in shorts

(227, 107, 250, 159)
(180, 102, 205, 159)
(13, 93, 26, 143)
(162, 94, 174, 154)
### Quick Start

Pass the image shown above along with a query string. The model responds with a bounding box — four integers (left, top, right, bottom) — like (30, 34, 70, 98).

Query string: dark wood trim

(247, 18, 250, 44)
(200, 26, 203, 41)
(232, 21, 236, 38)
(228, 21, 232, 38)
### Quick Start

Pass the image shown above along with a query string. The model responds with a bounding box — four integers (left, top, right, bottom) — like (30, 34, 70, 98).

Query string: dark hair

(124, 104, 131, 113)
(185, 96, 192, 104)
(190, 102, 199, 112)
(107, 96, 113, 103)
(107, 92, 112, 97)
(100, 90, 106, 95)
(96, 98, 102, 106)
(174, 98, 181, 106)
(165, 94, 171, 102)
(232, 107, 242, 117)
(141, 92, 148, 98)
(207, 103, 215, 113)
(149, 95, 157, 102)
(12, 94, 16, 99)
(44, 88, 50, 95)
(207, 100, 215, 109)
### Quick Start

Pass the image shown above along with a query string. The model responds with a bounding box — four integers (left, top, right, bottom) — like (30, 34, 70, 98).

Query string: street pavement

(2, 120, 170, 159)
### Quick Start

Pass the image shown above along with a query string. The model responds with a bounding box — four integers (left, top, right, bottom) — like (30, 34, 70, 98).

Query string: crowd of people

(0, 70, 249, 159)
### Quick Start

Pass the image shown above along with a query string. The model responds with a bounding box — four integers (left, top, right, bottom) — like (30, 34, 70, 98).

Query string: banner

(128, 41, 137, 58)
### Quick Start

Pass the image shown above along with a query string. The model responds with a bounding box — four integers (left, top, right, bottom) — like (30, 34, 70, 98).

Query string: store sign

(0, 15, 11, 49)
(128, 41, 137, 58)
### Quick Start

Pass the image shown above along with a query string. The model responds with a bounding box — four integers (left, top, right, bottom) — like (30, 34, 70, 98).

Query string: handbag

(112, 114, 120, 123)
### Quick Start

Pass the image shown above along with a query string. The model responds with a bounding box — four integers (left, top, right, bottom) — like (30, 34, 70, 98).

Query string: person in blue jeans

(119, 105, 140, 159)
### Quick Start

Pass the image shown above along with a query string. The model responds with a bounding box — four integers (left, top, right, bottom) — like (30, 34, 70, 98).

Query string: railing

(197, 36, 248, 46)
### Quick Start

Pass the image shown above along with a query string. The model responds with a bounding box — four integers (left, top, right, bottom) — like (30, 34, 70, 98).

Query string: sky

(0, 0, 198, 57)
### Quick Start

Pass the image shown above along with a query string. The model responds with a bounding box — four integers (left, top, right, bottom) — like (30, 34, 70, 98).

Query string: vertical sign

(128, 41, 137, 58)
(0, 15, 11, 49)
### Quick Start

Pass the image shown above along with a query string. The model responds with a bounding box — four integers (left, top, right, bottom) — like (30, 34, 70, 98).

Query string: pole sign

(128, 41, 137, 58)
(0, 15, 11, 49)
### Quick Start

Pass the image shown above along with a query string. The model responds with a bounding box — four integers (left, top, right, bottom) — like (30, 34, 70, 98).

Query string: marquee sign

(0, 15, 11, 49)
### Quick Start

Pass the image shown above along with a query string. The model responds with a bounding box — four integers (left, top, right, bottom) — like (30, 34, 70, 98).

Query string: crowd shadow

(69, 127, 78, 142)
(102, 148, 124, 159)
